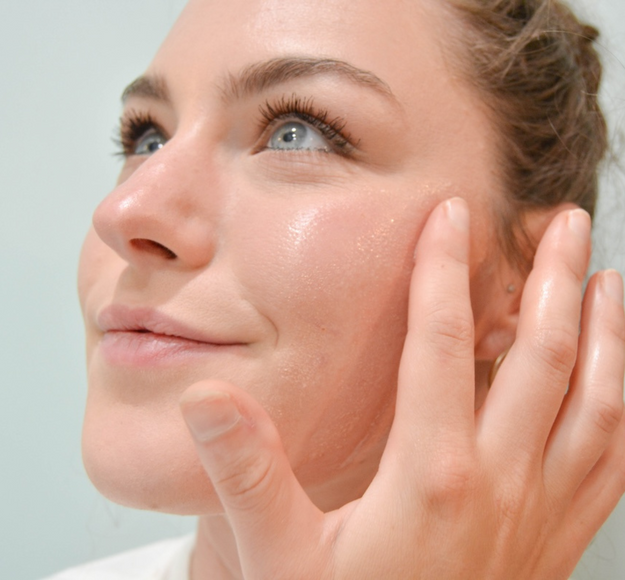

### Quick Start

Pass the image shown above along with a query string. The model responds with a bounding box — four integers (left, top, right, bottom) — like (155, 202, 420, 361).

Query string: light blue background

(0, 1, 623, 578)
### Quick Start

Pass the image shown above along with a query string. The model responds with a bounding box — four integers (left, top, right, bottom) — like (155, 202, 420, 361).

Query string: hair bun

(448, 0, 608, 268)
(580, 23, 599, 44)
(575, 22, 602, 95)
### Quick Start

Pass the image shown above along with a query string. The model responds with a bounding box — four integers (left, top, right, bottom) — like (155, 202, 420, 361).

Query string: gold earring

(488, 347, 510, 388)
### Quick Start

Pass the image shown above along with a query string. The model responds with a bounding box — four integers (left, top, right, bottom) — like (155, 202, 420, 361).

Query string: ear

(474, 202, 580, 363)
(471, 202, 579, 406)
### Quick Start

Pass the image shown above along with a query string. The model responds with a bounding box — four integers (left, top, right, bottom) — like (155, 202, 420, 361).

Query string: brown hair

(444, 0, 608, 269)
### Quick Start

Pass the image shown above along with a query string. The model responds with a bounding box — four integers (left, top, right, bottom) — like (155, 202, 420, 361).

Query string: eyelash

(113, 111, 165, 158)
(113, 96, 356, 158)
(257, 95, 356, 156)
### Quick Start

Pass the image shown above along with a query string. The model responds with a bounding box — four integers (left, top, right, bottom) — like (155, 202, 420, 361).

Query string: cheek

(77, 228, 107, 312)
(228, 191, 434, 477)
(79, 184, 451, 514)
(78, 228, 128, 321)
(237, 192, 429, 332)
(78, 229, 121, 363)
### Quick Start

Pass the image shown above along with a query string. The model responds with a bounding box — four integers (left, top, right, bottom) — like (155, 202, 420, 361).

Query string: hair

(444, 0, 608, 270)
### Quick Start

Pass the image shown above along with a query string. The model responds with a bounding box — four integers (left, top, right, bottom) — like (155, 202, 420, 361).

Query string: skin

(78, 0, 625, 577)
(80, 0, 507, 512)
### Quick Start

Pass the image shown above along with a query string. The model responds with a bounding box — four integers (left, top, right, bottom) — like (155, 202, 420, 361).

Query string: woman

(51, 0, 625, 577)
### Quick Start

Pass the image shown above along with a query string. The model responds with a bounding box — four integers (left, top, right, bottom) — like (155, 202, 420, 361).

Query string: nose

(93, 142, 219, 270)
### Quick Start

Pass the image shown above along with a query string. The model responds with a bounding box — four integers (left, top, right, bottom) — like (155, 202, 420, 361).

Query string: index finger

(389, 198, 476, 464)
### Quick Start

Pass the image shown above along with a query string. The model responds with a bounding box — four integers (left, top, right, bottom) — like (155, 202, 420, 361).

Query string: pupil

(283, 127, 299, 143)
(269, 122, 309, 150)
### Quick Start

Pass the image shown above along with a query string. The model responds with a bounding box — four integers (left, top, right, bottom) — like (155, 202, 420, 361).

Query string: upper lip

(97, 304, 245, 345)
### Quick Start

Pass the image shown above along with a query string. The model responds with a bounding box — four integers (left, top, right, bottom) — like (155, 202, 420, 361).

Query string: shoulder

(40, 534, 195, 580)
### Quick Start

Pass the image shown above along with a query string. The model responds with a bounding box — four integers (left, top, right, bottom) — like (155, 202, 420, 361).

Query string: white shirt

(40, 534, 578, 579)
(40, 534, 195, 580)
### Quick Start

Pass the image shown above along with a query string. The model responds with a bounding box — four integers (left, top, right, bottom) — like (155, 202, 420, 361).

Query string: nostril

(130, 238, 177, 260)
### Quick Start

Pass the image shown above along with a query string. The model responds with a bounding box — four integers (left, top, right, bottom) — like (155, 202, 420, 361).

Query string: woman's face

(79, 0, 505, 513)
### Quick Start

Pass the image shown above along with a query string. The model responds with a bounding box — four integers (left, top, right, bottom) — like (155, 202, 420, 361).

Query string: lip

(96, 305, 247, 366)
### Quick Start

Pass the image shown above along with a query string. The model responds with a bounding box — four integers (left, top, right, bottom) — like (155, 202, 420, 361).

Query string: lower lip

(99, 331, 242, 367)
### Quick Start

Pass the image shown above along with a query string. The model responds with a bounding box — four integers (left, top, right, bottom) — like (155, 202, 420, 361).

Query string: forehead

(142, 0, 498, 196)
(150, 0, 456, 109)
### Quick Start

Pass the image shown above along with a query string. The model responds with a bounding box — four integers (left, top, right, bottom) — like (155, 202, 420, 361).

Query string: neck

(188, 433, 388, 578)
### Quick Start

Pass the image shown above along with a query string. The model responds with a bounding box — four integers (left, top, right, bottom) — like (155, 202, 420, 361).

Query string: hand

(180, 198, 625, 579)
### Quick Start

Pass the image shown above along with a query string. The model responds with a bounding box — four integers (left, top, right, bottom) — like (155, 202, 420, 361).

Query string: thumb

(180, 380, 327, 577)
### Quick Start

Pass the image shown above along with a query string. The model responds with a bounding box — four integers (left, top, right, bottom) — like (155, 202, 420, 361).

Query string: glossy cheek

(239, 188, 435, 334)
(229, 187, 437, 482)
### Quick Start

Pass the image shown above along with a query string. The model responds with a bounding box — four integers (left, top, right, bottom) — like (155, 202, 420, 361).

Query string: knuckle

(588, 393, 624, 438)
(530, 325, 578, 378)
(423, 451, 476, 505)
(560, 253, 587, 285)
(424, 304, 474, 359)
(215, 449, 277, 511)
(605, 313, 625, 349)
(606, 421, 625, 493)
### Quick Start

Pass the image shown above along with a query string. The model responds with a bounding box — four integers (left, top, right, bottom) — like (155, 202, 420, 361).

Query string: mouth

(96, 305, 247, 367)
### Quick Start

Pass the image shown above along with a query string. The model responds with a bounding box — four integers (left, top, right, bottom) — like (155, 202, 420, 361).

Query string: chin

(84, 455, 223, 515)
(81, 399, 225, 515)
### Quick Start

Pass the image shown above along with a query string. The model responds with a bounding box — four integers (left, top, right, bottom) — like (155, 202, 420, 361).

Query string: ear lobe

(474, 201, 580, 363)
(473, 265, 520, 408)
(474, 268, 521, 362)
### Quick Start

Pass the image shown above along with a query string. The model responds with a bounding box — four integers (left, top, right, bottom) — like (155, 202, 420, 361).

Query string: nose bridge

(93, 138, 220, 270)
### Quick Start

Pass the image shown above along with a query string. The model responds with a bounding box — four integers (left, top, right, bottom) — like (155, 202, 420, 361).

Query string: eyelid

(115, 110, 169, 158)
(135, 130, 167, 156)
(256, 95, 358, 157)
(113, 96, 359, 160)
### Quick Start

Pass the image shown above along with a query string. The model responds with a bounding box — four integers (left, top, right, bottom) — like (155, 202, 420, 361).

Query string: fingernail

(182, 390, 241, 442)
(444, 198, 469, 232)
(602, 269, 624, 305)
(567, 209, 591, 239)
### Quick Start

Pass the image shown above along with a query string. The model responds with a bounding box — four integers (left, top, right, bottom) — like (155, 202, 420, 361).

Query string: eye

(257, 96, 356, 157)
(267, 121, 330, 152)
(115, 111, 168, 158)
(133, 129, 167, 156)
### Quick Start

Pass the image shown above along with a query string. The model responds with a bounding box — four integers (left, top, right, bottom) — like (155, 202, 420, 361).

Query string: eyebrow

(221, 56, 397, 103)
(121, 56, 399, 106)
(121, 75, 169, 103)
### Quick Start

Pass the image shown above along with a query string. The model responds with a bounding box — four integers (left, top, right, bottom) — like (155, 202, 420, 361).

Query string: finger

(389, 198, 475, 470)
(479, 209, 591, 462)
(560, 412, 625, 554)
(180, 381, 328, 579)
(544, 270, 625, 497)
